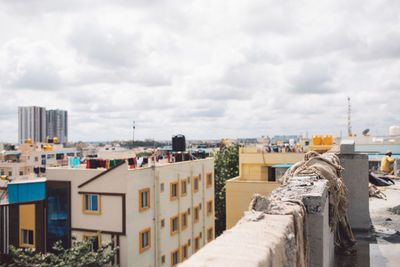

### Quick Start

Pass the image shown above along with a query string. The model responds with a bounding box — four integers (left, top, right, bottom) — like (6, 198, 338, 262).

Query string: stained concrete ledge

(180, 176, 333, 267)
(180, 214, 296, 267)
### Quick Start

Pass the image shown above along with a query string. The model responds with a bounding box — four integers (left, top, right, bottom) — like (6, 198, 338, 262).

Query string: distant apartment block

(46, 109, 68, 144)
(18, 106, 47, 143)
(0, 158, 215, 267)
(0, 143, 80, 179)
(18, 106, 68, 144)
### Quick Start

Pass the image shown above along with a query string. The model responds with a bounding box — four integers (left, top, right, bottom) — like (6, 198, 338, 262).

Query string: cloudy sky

(0, 0, 399, 142)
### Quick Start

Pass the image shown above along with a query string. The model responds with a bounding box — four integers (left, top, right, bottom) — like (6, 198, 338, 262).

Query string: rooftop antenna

(132, 121, 135, 150)
(347, 97, 352, 136)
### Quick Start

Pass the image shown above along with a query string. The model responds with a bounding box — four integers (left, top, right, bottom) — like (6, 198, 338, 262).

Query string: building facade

(18, 106, 68, 144)
(46, 109, 68, 144)
(18, 106, 47, 144)
(225, 147, 304, 228)
(1, 158, 215, 267)
(0, 143, 80, 179)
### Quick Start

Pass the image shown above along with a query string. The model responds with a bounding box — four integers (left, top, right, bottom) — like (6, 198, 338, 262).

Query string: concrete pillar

(303, 182, 334, 267)
(394, 159, 400, 177)
(338, 140, 370, 230)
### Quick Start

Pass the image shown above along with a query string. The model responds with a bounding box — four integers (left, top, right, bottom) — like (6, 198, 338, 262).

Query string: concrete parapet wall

(180, 213, 297, 267)
(181, 176, 334, 267)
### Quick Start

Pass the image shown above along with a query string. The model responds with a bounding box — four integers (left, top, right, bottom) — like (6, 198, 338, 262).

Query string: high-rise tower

(18, 106, 47, 143)
(18, 107, 68, 144)
(46, 109, 68, 144)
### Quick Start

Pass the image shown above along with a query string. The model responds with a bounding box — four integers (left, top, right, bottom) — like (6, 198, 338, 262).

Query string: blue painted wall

(8, 182, 46, 203)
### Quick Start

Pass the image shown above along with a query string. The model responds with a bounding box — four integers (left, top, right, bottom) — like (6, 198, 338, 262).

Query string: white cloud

(0, 0, 399, 142)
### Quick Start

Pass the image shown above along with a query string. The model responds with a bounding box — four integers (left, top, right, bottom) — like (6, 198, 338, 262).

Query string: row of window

(83, 193, 213, 221)
(138, 173, 213, 213)
(81, 173, 213, 216)
(140, 227, 214, 266)
(170, 173, 213, 201)
(169, 201, 213, 235)
(0, 170, 13, 176)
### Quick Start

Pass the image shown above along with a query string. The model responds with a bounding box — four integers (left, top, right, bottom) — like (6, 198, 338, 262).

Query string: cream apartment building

(46, 158, 215, 267)
(226, 147, 304, 228)
(0, 143, 79, 179)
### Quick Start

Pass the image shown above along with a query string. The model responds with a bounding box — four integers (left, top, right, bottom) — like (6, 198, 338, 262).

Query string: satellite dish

(362, 129, 370, 135)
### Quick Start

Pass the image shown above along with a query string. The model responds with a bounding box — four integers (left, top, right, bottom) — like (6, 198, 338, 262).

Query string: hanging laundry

(137, 157, 143, 167)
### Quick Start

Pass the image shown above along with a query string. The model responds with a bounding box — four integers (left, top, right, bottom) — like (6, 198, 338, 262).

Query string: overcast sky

(0, 0, 399, 142)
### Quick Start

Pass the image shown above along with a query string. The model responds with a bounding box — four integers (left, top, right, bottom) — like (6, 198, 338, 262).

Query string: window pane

(85, 195, 89, 210)
(29, 230, 33, 244)
(22, 229, 34, 245)
(93, 236, 99, 251)
(142, 191, 148, 208)
(91, 195, 98, 211)
(172, 184, 177, 196)
(173, 252, 178, 264)
(182, 181, 186, 194)
(142, 231, 149, 248)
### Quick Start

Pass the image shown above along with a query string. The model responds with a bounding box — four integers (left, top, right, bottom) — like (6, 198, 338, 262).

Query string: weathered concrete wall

(271, 177, 334, 267)
(180, 176, 334, 267)
(338, 142, 370, 230)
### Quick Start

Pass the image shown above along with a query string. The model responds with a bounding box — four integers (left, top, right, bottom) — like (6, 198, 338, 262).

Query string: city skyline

(0, 0, 399, 142)
(18, 106, 68, 144)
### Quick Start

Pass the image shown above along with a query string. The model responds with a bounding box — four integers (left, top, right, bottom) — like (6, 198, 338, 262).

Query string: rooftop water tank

(172, 135, 186, 151)
(312, 135, 322, 146)
(389, 126, 400, 136)
(323, 135, 333, 145)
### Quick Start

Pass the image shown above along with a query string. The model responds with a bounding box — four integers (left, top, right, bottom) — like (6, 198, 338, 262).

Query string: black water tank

(33, 167, 40, 174)
(172, 135, 186, 151)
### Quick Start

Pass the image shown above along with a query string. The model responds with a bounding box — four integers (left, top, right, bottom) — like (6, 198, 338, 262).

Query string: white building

(18, 106, 47, 143)
(18, 106, 68, 144)
(46, 109, 68, 144)
(46, 158, 215, 267)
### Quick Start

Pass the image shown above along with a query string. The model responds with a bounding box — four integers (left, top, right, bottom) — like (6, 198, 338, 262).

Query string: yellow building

(225, 147, 304, 229)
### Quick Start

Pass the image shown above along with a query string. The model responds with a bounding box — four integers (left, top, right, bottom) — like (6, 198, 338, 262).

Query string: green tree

(214, 144, 240, 237)
(2, 235, 118, 267)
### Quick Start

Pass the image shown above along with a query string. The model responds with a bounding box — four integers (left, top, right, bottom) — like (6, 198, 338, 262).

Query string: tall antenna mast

(347, 97, 352, 136)
(132, 121, 135, 149)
